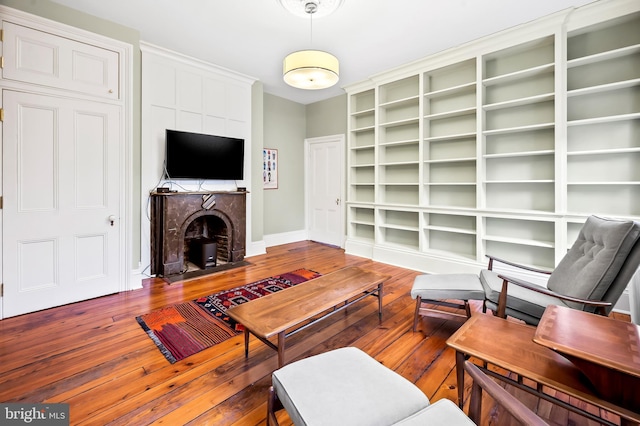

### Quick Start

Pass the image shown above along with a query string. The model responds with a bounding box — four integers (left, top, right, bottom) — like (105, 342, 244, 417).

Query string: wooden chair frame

(464, 361, 548, 425)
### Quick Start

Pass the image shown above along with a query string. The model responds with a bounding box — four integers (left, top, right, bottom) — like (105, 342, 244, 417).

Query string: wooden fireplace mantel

(151, 190, 249, 196)
(150, 191, 247, 277)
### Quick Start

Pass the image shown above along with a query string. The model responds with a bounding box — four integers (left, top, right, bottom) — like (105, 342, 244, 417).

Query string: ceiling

(51, 0, 596, 105)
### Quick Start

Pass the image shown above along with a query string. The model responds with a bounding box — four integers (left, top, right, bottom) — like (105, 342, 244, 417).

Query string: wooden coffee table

(446, 313, 640, 425)
(226, 266, 390, 367)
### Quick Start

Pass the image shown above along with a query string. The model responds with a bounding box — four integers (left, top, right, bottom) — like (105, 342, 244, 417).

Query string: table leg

(456, 350, 465, 408)
(277, 331, 286, 368)
(243, 328, 250, 358)
(378, 283, 384, 323)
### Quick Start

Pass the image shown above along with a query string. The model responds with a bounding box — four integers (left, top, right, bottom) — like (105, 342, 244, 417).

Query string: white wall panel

(204, 78, 226, 117)
(18, 239, 57, 291)
(204, 116, 226, 135)
(227, 84, 250, 121)
(19, 104, 56, 212)
(72, 50, 110, 86)
(179, 110, 203, 133)
(150, 64, 177, 106)
(75, 111, 106, 208)
(76, 234, 106, 280)
(150, 105, 176, 181)
(177, 71, 203, 113)
(15, 32, 57, 75)
(226, 119, 247, 139)
(3, 21, 119, 100)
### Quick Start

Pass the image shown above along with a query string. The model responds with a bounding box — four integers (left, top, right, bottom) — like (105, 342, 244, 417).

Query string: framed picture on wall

(263, 148, 278, 189)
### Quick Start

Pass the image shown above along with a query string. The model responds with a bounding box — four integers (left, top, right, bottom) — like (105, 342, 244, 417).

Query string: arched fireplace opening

(183, 213, 231, 272)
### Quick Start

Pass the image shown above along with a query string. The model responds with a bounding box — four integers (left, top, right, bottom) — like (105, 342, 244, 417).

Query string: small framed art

(263, 148, 278, 189)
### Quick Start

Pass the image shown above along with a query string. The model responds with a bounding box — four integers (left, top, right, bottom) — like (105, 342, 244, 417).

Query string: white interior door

(2, 90, 121, 317)
(306, 135, 345, 247)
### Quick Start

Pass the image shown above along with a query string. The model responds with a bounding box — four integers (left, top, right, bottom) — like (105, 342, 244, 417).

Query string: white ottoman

(410, 274, 484, 331)
(267, 347, 473, 425)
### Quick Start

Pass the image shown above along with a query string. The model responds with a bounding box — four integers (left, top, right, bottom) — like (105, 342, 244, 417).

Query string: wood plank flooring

(0, 241, 630, 425)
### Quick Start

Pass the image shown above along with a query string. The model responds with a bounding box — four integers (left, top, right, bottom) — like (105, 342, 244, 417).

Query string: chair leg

(413, 296, 422, 331)
(464, 301, 472, 318)
(267, 386, 282, 426)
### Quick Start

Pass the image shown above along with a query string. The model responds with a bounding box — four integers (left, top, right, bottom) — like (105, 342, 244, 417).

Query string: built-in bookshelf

(566, 11, 640, 217)
(482, 216, 556, 269)
(345, 0, 640, 278)
(378, 208, 420, 251)
(424, 212, 477, 261)
(379, 76, 421, 207)
(424, 59, 477, 210)
(482, 36, 556, 214)
(349, 89, 376, 204)
(347, 205, 375, 241)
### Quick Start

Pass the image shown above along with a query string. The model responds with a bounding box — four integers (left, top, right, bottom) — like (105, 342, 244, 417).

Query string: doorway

(305, 135, 345, 247)
(2, 90, 123, 317)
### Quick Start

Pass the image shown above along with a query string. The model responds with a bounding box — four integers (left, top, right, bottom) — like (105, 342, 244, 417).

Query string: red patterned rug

(136, 269, 321, 363)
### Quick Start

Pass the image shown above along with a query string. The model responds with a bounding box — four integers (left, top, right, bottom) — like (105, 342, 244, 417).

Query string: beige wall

(263, 94, 307, 235)
(306, 94, 347, 138)
(260, 93, 347, 237)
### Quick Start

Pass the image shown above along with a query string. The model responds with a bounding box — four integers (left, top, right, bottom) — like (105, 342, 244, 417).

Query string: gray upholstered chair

(266, 347, 547, 425)
(482, 215, 640, 325)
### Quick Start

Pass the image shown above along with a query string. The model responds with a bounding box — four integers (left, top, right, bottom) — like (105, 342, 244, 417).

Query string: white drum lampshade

(283, 49, 339, 90)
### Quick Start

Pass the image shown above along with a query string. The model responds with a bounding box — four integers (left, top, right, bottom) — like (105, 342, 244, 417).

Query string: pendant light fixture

(281, 0, 341, 90)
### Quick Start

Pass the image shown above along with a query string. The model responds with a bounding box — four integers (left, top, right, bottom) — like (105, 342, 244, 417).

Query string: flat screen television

(165, 129, 244, 180)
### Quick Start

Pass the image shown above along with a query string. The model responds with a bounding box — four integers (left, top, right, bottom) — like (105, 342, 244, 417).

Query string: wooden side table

(534, 304, 640, 413)
(446, 313, 640, 425)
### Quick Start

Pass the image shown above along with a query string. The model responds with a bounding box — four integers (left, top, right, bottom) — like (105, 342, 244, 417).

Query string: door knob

(108, 215, 117, 226)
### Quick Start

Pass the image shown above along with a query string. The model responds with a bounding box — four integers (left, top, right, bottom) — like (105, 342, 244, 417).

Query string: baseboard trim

(129, 267, 145, 290)
(263, 230, 307, 248)
(246, 240, 267, 257)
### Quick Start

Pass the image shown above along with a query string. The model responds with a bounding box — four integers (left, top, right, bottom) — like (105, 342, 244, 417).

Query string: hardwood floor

(0, 241, 629, 425)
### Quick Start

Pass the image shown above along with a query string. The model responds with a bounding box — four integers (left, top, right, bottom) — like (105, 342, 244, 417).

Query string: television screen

(165, 129, 244, 180)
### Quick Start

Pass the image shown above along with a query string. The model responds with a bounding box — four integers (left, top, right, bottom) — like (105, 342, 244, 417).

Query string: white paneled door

(306, 135, 345, 247)
(2, 90, 121, 317)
